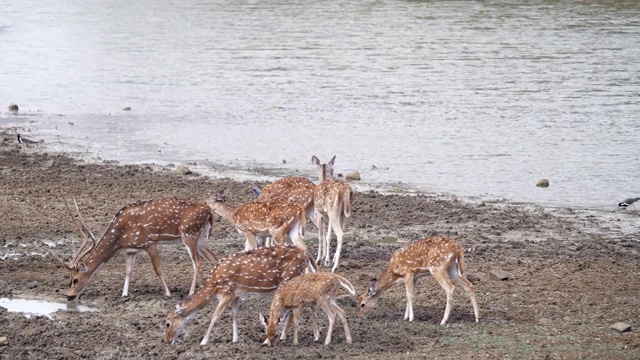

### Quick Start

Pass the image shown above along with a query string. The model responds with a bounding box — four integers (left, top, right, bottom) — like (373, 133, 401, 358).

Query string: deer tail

(334, 274, 356, 295)
(342, 186, 353, 218)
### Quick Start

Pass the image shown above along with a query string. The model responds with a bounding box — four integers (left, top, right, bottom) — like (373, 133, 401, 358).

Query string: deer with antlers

(358, 236, 479, 325)
(58, 197, 218, 300)
(255, 155, 335, 248)
(314, 179, 354, 272)
(259, 272, 355, 346)
(164, 244, 318, 345)
(207, 191, 308, 251)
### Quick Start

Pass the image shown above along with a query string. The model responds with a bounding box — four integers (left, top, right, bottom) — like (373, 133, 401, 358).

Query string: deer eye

(360, 303, 366, 308)
(72, 278, 79, 284)
(166, 321, 171, 328)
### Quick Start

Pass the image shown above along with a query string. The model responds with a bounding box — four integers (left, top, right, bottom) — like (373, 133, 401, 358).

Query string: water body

(0, 297, 99, 319)
(1, 0, 639, 211)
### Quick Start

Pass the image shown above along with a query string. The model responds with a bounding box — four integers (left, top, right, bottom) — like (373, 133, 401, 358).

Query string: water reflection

(0, 297, 99, 319)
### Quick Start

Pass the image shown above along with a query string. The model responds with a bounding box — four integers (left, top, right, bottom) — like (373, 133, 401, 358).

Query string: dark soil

(0, 130, 638, 359)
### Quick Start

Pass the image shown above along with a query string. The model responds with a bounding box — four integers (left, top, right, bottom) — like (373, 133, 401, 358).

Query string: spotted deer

(164, 244, 318, 345)
(256, 155, 335, 248)
(58, 197, 217, 300)
(207, 191, 307, 251)
(259, 272, 355, 346)
(358, 236, 479, 324)
(314, 179, 354, 272)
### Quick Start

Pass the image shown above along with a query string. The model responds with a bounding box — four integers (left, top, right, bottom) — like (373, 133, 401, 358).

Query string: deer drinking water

(259, 272, 355, 346)
(207, 191, 308, 251)
(164, 244, 317, 345)
(58, 197, 218, 300)
(358, 236, 479, 324)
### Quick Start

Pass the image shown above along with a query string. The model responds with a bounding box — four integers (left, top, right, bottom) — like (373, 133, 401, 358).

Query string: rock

(123, 107, 132, 111)
(335, 294, 356, 307)
(466, 273, 481, 283)
(536, 179, 549, 188)
(176, 165, 193, 176)
(344, 171, 361, 181)
(610, 322, 632, 333)
(0, 336, 6, 346)
(505, 256, 521, 265)
(8, 104, 18, 114)
(490, 269, 510, 281)
(339, 260, 360, 269)
(538, 318, 552, 326)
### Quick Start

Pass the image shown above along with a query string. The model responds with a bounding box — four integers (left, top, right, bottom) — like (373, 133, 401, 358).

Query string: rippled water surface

(1, 0, 639, 211)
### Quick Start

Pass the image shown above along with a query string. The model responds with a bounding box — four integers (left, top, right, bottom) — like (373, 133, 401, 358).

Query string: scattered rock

(344, 171, 361, 181)
(371, 164, 378, 170)
(538, 318, 552, 326)
(490, 269, 510, 280)
(8, 104, 18, 114)
(610, 322, 632, 333)
(466, 273, 481, 283)
(176, 165, 193, 176)
(505, 256, 521, 265)
(339, 259, 360, 269)
(122, 107, 132, 111)
(536, 179, 549, 188)
(0, 336, 7, 346)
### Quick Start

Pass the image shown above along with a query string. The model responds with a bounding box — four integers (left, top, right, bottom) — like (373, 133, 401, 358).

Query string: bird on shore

(16, 134, 42, 146)
(618, 197, 640, 211)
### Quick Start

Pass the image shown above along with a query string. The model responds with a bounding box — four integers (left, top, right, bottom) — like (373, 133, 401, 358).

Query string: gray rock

(344, 171, 361, 181)
(8, 104, 18, 114)
(536, 179, 549, 188)
(0, 336, 7, 346)
(335, 294, 356, 307)
(339, 259, 360, 269)
(465, 273, 481, 283)
(122, 106, 132, 111)
(490, 269, 510, 281)
(176, 165, 193, 175)
(505, 256, 521, 265)
(610, 322, 632, 333)
(538, 318, 552, 326)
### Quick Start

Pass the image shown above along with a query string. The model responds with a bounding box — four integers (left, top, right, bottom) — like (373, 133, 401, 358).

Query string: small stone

(490, 269, 510, 281)
(339, 260, 360, 269)
(610, 322, 632, 333)
(8, 104, 18, 114)
(538, 318, 552, 326)
(0, 336, 7, 346)
(536, 179, 549, 188)
(122, 106, 132, 111)
(344, 171, 361, 181)
(466, 273, 481, 283)
(176, 165, 193, 175)
(505, 256, 521, 265)
(335, 294, 356, 307)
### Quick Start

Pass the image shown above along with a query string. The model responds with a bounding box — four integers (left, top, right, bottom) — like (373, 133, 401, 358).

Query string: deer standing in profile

(58, 197, 218, 300)
(314, 179, 354, 272)
(259, 272, 355, 346)
(207, 191, 308, 251)
(358, 236, 479, 324)
(164, 244, 317, 345)
(255, 155, 335, 248)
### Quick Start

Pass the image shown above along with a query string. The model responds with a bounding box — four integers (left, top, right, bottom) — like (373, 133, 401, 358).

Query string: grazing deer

(207, 191, 307, 251)
(314, 179, 354, 272)
(58, 197, 217, 300)
(164, 244, 317, 345)
(256, 155, 335, 248)
(259, 272, 355, 346)
(358, 236, 479, 325)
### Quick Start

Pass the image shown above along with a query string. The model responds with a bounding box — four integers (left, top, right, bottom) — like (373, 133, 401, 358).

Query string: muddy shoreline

(0, 129, 638, 359)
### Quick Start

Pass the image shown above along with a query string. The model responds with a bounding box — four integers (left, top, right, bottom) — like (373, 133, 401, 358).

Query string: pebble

(610, 322, 632, 333)
(490, 269, 510, 280)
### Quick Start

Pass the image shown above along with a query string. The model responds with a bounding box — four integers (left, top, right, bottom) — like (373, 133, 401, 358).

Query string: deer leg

(403, 273, 416, 321)
(331, 300, 352, 344)
(244, 232, 257, 250)
(144, 245, 172, 297)
(292, 307, 301, 346)
(320, 303, 337, 346)
(280, 311, 292, 341)
(230, 297, 241, 342)
(197, 227, 218, 263)
(323, 216, 334, 268)
(315, 212, 325, 263)
(455, 274, 480, 323)
(433, 268, 455, 325)
(182, 234, 203, 296)
(122, 250, 139, 297)
(310, 306, 319, 342)
(330, 214, 344, 273)
(288, 221, 308, 252)
(201, 294, 234, 345)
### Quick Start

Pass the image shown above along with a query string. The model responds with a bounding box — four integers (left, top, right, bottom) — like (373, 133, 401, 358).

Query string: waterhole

(0, 297, 99, 319)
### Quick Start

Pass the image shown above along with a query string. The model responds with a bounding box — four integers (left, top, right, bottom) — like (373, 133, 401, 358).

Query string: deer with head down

(207, 191, 308, 251)
(259, 272, 355, 346)
(164, 244, 318, 345)
(58, 197, 218, 300)
(358, 236, 479, 325)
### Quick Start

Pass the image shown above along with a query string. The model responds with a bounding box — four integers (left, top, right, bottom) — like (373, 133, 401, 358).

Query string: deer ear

(175, 302, 186, 314)
(78, 263, 89, 273)
(311, 155, 320, 166)
(278, 309, 291, 326)
(328, 155, 336, 166)
(367, 281, 377, 296)
(259, 313, 267, 326)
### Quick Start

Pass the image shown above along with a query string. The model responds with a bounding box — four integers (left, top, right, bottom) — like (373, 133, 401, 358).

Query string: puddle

(0, 297, 99, 319)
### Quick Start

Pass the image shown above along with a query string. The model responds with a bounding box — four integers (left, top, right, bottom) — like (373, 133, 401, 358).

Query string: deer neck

(77, 232, 122, 272)
(208, 201, 237, 224)
(370, 266, 399, 299)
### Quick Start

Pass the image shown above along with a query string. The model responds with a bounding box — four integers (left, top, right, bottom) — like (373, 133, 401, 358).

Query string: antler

(60, 194, 97, 269)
